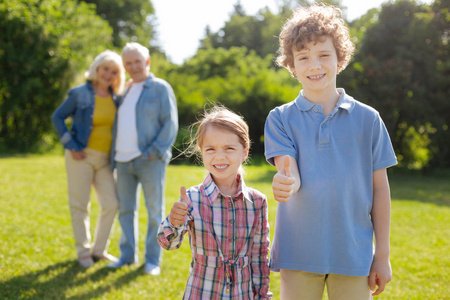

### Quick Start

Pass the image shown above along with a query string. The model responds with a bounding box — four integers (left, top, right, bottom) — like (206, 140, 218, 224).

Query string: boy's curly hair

(276, 3, 355, 75)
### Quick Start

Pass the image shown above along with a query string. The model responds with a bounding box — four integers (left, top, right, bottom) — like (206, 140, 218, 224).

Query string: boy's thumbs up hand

(169, 186, 189, 227)
(282, 155, 291, 177)
(272, 156, 296, 202)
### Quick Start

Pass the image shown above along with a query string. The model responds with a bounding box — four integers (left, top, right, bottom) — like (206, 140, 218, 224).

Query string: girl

(157, 106, 272, 299)
(52, 50, 125, 268)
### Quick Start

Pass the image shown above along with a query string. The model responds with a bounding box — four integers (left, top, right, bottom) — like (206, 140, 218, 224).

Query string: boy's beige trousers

(280, 269, 373, 300)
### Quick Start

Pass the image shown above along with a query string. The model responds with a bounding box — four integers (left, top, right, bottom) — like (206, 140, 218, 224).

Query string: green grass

(0, 154, 449, 299)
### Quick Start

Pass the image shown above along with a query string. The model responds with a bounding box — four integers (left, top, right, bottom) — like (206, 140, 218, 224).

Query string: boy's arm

(272, 155, 301, 202)
(369, 168, 392, 296)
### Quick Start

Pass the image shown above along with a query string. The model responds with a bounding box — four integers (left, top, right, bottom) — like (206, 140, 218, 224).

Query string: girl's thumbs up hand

(169, 186, 190, 227)
(272, 156, 296, 202)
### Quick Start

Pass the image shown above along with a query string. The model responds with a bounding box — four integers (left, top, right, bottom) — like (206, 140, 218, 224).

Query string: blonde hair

(121, 42, 151, 71)
(85, 50, 125, 94)
(276, 3, 355, 75)
(186, 106, 251, 166)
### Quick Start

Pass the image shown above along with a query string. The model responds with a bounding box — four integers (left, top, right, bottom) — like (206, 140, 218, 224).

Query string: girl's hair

(85, 50, 125, 94)
(186, 105, 251, 164)
(276, 3, 355, 75)
(121, 42, 151, 71)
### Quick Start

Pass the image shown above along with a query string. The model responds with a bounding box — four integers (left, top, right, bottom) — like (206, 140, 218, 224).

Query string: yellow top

(87, 95, 117, 153)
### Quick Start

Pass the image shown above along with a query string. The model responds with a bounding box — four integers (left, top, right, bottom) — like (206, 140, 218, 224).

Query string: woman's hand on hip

(70, 150, 86, 160)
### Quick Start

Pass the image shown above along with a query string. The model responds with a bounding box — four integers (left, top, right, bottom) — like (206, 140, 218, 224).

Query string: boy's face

(290, 36, 339, 96)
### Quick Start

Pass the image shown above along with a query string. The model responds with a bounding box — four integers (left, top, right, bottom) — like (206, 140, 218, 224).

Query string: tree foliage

(200, 0, 346, 66)
(157, 47, 299, 156)
(200, 5, 283, 62)
(79, 0, 155, 48)
(339, 0, 450, 169)
(0, 0, 112, 151)
(2, 0, 449, 170)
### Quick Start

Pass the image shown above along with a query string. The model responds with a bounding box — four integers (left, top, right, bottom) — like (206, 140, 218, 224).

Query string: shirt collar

(142, 72, 155, 88)
(86, 80, 114, 95)
(294, 88, 355, 113)
(335, 88, 355, 113)
(201, 173, 252, 205)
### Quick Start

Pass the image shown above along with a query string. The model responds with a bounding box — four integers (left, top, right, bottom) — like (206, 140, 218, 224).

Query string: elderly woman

(52, 50, 125, 268)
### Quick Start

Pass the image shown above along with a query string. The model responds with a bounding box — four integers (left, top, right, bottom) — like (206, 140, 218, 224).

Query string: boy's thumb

(180, 186, 189, 204)
(283, 156, 291, 177)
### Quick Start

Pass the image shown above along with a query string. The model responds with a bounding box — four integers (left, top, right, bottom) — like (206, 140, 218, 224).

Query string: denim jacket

(51, 81, 118, 152)
(111, 73, 178, 168)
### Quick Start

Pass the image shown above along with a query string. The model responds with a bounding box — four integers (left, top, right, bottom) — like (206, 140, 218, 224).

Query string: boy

(264, 4, 397, 300)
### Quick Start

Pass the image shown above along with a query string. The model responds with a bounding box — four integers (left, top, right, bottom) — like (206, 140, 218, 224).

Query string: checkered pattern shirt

(158, 173, 272, 300)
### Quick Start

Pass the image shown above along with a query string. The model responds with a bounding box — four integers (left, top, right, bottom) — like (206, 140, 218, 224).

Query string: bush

(159, 47, 299, 155)
(0, 0, 113, 151)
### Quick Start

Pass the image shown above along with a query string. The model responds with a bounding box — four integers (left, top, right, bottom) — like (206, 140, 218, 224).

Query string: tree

(338, 0, 449, 169)
(428, 0, 450, 168)
(79, 0, 155, 48)
(200, 5, 285, 62)
(200, 0, 347, 64)
(0, 0, 112, 152)
(160, 47, 299, 156)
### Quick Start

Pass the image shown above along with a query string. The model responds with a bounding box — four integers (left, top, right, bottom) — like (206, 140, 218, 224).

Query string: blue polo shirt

(264, 88, 397, 276)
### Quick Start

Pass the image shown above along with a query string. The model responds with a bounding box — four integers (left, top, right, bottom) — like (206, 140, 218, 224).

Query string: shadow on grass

(389, 172, 450, 207)
(0, 260, 146, 300)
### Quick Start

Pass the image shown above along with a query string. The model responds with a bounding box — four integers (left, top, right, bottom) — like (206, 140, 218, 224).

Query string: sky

(151, 0, 432, 65)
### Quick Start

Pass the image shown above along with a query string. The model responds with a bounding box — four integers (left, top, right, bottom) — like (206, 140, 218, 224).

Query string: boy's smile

(308, 74, 325, 80)
(290, 36, 339, 100)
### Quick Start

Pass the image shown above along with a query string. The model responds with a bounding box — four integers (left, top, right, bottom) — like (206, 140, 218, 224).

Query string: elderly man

(108, 42, 178, 275)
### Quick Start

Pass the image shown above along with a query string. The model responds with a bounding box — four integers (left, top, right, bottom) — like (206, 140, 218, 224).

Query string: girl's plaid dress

(158, 173, 272, 299)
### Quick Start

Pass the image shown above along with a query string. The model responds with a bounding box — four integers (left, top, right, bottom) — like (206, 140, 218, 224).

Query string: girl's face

(97, 61, 120, 90)
(201, 125, 248, 188)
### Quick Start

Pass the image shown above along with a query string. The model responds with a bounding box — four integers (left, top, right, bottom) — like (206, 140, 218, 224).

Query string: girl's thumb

(180, 186, 189, 204)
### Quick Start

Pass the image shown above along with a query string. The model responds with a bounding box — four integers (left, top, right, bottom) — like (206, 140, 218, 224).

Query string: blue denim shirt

(51, 81, 118, 151)
(111, 73, 178, 168)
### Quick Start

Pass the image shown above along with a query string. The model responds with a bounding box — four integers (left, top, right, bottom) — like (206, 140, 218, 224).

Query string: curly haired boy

(264, 4, 397, 299)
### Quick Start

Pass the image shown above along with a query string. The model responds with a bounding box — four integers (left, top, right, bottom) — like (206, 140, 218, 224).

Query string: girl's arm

(250, 197, 272, 299)
(156, 215, 189, 251)
(157, 187, 192, 250)
(369, 168, 392, 296)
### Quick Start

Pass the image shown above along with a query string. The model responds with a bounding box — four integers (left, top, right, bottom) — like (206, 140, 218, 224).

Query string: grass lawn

(0, 154, 449, 299)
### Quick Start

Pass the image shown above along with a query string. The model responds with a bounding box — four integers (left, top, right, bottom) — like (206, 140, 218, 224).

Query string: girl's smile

(201, 125, 248, 195)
